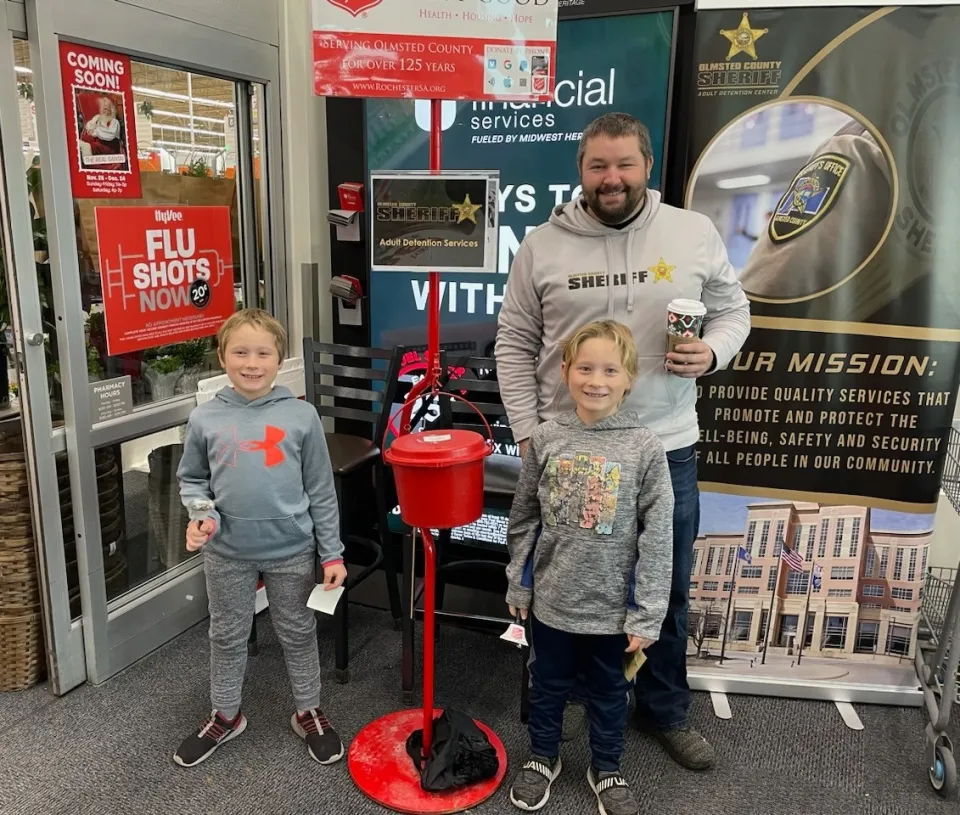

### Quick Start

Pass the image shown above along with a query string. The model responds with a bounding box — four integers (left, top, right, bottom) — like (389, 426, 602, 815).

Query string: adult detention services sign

(371, 173, 499, 273)
(312, 0, 558, 101)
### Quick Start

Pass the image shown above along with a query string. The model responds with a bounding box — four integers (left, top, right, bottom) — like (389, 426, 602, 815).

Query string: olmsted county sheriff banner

(686, 7, 960, 512)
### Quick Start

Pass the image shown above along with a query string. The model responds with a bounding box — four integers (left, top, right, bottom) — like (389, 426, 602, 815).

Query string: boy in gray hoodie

(173, 309, 346, 769)
(506, 320, 673, 815)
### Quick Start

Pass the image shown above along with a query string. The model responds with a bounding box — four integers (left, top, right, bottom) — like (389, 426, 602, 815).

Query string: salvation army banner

(95, 206, 234, 356)
(313, 0, 558, 101)
(682, 6, 960, 699)
(59, 42, 141, 199)
(367, 10, 674, 356)
(685, 7, 960, 514)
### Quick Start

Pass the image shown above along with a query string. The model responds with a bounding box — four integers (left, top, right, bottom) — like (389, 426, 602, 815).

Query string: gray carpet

(0, 605, 957, 815)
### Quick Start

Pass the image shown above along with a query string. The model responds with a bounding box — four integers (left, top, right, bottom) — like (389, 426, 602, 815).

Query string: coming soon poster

(685, 7, 960, 694)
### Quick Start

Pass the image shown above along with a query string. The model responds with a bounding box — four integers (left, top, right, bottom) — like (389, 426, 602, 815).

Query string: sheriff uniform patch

(769, 152, 851, 243)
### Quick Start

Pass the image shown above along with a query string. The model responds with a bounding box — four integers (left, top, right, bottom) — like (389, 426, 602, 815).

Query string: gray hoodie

(505, 410, 674, 639)
(177, 385, 344, 564)
(495, 190, 751, 451)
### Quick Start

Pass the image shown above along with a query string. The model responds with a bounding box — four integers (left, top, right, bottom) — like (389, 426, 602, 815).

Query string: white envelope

(307, 584, 345, 615)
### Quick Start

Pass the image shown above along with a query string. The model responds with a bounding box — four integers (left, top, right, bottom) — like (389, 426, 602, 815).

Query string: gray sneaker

(651, 726, 715, 771)
(561, 701, 587, 742)
(509, 755, 562, 811)
(587, 767, 639, 815)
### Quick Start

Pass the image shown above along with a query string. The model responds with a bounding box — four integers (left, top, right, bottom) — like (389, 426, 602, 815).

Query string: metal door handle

(25, 333, 43, 346)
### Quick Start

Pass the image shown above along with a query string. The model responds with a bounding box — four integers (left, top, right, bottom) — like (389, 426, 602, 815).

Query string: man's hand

(186, 518, 215, 552)
(625, 634, 654, 654)
(518, 440, 529, 459)
(508, 604, 528, 620)
(323, 562, 347, 591)
(666, 341, 714, 378)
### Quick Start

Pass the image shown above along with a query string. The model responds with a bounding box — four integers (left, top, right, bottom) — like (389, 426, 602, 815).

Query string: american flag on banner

(780, 540, 805, 572)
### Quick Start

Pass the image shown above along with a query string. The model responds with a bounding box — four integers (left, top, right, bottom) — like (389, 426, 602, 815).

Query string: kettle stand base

(347, 708, 507, 814)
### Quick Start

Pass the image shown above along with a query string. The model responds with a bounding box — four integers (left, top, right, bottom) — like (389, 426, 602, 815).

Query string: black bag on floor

(405, 708, 499, 792)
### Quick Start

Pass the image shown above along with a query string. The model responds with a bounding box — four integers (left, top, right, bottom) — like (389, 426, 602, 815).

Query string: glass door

(25, 0, 285, 683)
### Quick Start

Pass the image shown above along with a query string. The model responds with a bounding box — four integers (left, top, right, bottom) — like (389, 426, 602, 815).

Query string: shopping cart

(916, 427, 960, 797)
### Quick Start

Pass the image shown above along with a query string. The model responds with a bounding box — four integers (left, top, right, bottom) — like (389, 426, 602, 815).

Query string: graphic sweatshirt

(177, 385, 344, 564)
(505, 410, 674, 639)
(495, 190, 751, 451)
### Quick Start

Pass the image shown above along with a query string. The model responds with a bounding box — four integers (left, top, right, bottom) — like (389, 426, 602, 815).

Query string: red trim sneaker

(292, 708, 345, 765)
(173, 710, 247, 767)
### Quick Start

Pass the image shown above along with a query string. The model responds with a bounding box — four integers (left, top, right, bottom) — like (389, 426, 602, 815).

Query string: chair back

(302, 339, 405, 443)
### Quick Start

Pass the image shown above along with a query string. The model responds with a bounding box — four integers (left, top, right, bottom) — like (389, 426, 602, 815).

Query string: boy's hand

(323, 562, 347, 591)
(186, 518, 215, 552)
(626, 635, 654, 654)
(508, 604, 528, 620)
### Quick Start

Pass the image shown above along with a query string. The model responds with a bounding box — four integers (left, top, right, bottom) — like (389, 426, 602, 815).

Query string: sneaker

(648, 725, 715, 771)
(292, 708, 345, 765)
(561, 701, 588, 742)
(509, 754, 562, 811)
(587, 767, 639, 815)
(173, 710, 247, 767)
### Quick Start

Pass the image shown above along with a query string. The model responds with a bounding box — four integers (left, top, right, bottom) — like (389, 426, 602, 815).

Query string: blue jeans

(569, 443, 699, 730)
(528, 616, 631, 772)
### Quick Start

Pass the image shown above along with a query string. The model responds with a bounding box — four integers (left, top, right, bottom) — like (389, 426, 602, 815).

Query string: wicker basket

(0, 612, 45, 691)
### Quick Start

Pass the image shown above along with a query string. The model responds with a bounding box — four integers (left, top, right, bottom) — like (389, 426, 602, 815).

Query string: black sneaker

(292, 709, 345, 765)
(509, 754, 562, 811)
(173, 710, 247, 767)
(587, 767, 639, 815)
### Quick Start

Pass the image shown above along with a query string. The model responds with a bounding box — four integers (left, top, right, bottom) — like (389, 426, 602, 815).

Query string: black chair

(399, 354, 529, 719)
(300, 339, 406, 682)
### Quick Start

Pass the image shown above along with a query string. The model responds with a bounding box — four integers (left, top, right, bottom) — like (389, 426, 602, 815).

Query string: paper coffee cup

(666, 299, 707, 353)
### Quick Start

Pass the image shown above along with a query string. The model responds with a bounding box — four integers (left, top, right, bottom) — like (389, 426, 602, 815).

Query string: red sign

(95, 206, 234, 356)
(313, 0, 558, 102)
(60, 42, 141, 199)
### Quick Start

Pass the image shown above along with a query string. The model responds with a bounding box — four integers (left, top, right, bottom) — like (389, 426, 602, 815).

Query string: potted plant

(174, 337, 210, 395)
(143, 353, 184, 400)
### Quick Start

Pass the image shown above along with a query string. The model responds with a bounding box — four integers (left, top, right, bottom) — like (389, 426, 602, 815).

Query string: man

(495, 112, 750, 773)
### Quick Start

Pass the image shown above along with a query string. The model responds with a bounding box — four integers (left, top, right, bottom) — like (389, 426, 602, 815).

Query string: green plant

(146, 355, 183, 375)
(17, 81, 33, 102)
(185, 158, 208, 178)
(137, 100, 154, 118)
(87, 344, 103, 378)
(176, 338, 210, 368)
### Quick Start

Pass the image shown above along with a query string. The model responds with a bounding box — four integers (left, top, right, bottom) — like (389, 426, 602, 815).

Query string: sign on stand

(370, 172, 499, 273)
(312, 0, 559, 101)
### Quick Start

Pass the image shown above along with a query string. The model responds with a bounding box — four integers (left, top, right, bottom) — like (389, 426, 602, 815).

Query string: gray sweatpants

(204, 550, 321, 719)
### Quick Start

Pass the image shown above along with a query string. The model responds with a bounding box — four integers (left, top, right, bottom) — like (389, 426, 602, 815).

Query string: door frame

(0, 1, 85, 693)
(24, 0, 286, 683)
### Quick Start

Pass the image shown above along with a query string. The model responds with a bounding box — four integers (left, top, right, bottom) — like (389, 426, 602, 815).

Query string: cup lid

(667, 299, 707, 316)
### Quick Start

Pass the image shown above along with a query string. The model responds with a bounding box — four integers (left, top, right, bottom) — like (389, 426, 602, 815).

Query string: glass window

(744, 521, 756, 555)
(740, 565, 762, 579)
(69, 63, 246, 409)
(786, 569, 809, 595)
(773, 520, 785, 557)
(818, 518, 829, 558)
(862, 583, 884, 597)
(850, 517, 861, 558)
(833, 518, 845, 557)
(738, 585, 759, 595)
(732, 610, 752, 641)
(95, 424, 197, 604)
(823, 615, 848, 649)
(777, 614, 798, 647)
(758, 521, 770, 557)
(886, 624, 911, 656)
(739, 111, 769, 149)
(855, 621, 879, 653)
(12, 42, 63, 421)
(778, 103, 815, 140)
(805, 525, 816, 561)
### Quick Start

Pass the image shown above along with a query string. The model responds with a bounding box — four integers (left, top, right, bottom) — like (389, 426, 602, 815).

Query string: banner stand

(346, 100, 507, 815)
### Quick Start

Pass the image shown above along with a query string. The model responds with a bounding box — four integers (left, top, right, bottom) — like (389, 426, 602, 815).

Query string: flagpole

(761, 548, 784, 666)
(796, 560, 815, 665)
(719, 555, 739, 666)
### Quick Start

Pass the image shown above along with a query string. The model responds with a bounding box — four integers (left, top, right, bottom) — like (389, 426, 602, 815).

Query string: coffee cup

(666, 299, 707, 353)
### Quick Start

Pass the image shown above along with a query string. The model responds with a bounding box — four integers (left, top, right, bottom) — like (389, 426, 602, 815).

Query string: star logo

(648, 258, 675, 284)
(720, 12, 768, 61)
(452, 194, 482, 224)
(325, 0, 383, 18)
